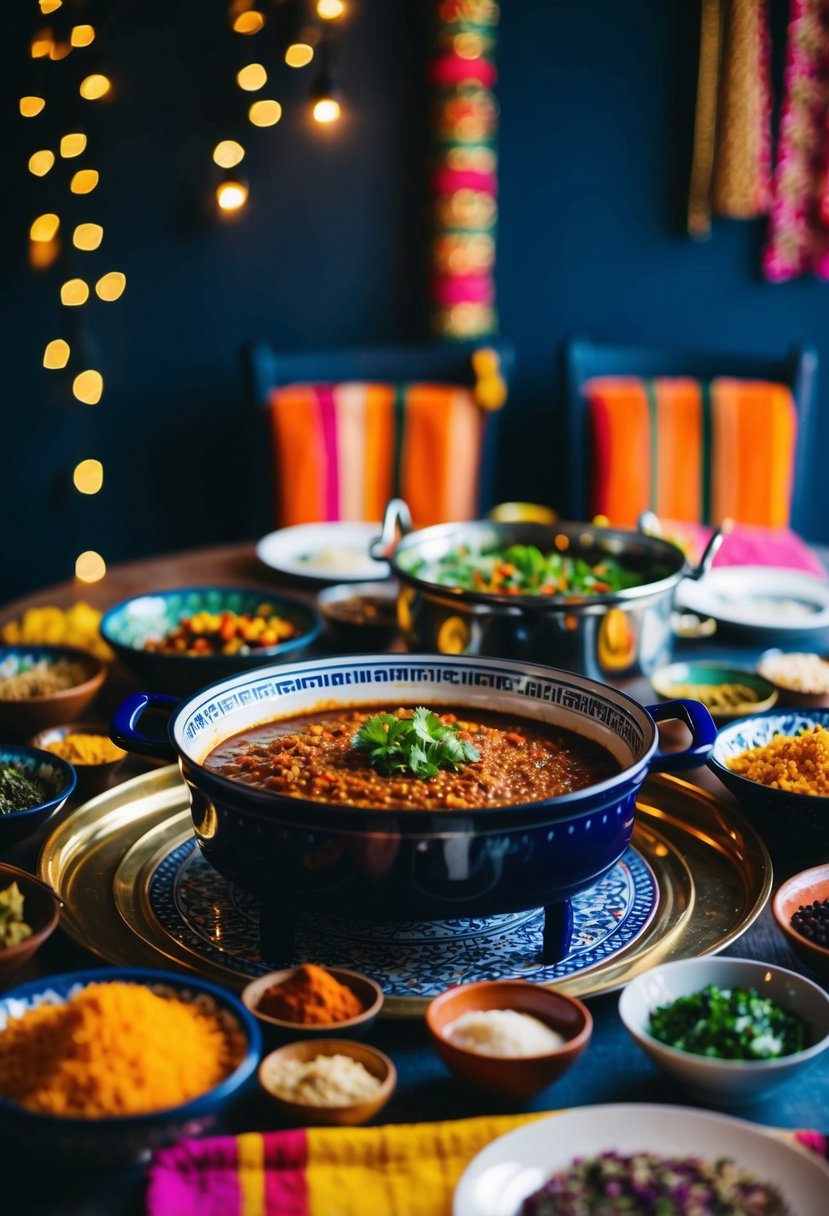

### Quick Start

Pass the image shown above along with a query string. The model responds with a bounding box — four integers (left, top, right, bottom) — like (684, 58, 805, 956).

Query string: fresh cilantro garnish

(351, 707, 480, 779)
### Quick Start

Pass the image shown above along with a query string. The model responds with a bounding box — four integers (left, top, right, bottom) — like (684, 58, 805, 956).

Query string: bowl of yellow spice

(29, 723, 127, 798)
(0, 967, 261, 1163)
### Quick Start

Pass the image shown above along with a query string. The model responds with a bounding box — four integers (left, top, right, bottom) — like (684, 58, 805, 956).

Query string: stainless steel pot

(372, 501, 721, 681)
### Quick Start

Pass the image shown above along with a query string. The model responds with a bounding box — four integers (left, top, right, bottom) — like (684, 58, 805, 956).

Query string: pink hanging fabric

(763, 0, 829, 280)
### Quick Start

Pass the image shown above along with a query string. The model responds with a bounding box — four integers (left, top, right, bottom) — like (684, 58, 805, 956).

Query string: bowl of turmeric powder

(0, 967, 262, 1164)
(242, 964, 384, 1039)
(29, 723, 128, 798)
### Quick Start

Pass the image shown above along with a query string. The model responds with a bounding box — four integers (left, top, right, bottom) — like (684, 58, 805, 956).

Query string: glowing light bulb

(95, 272, 126, 301)
(318, 0, 345, 17)
(70, 169, 99, 194)
(30, 213, 60, 242)
(80, 74, 111, 100)
(72, 370, 104, 404)
(39, 0, 62, 12)
(285, 43, 314, 67)
(73, 460, 104, 495)
(43, 339, 70, 369)
(233, 11, 265, 34)
(248, 99, 281, 127)
(75, 550, 106, 583)
(70, 24, 95, 47)
(31, 33, 53, 59)
(216, 179, 249, 211)
(237, 63, 267, 90)
(60, 132, 87, 157)
(212, 140, 245, 168)
(73, 223, 103, 251)
(29, 150, 55, 177)
(61, 278, 89, 306)
(313, 97, 340, 124)
(20, 97, 46, 117)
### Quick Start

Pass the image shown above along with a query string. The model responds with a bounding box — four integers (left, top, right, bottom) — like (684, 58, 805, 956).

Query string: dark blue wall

(3, 0, 827, 603)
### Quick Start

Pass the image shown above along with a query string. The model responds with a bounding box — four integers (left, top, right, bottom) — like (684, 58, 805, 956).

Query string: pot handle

(370, 498, 413, 561)
(110, 692, 179, 760)
(645, 699, 718, 771)
(685, 520, 731, 581)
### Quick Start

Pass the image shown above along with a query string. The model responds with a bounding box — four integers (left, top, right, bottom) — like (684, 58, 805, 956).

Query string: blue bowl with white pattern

(100, 586, 322, 696)
(111, 655, 715, 963)
(709, 709, 829, 851)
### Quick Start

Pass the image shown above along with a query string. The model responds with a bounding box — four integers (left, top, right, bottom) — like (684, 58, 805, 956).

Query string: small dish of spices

(29, 723, 127, 797)
(0, 645, 106, 741)
(242, 964, 383, 1039)
(0, 862, 61, 982)
(757, 649, 829, 708)
(258, 1038, 396, 1126)
(772, 863, 829, 976)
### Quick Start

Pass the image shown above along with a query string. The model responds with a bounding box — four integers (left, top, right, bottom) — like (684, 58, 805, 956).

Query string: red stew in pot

(203, 706, 620, 811)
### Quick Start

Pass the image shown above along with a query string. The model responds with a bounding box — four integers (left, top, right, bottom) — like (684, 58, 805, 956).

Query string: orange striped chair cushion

(268, 382, 488, 528)
(585, 376, 797, 527)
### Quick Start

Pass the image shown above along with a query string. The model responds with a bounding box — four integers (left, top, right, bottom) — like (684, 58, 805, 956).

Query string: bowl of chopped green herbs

(0, 743, 76, 847)
(618, 956, 829, 1107)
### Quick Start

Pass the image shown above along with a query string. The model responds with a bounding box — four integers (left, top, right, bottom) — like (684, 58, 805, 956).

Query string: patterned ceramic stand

(147, 838, 657, 999)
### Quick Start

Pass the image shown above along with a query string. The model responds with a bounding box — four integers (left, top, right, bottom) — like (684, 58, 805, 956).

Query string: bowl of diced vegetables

(376, 500, 717, 681)
(100, 586, 322, 695)
(0, 863, 61, 982)
(618, 956, 829, 1107)
(0, 743, 76, 848)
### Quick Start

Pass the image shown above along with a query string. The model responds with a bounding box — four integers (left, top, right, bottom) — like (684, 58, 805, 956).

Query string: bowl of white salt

(425, 979, 592, 1100)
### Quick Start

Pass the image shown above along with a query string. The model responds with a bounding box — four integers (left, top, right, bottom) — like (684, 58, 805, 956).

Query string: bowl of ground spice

(772, 864, 829, 977)
(242, 964, 384, 1039)
(708, 709, 829, 852)
(0, 645, 106, 741)
(0, 743, 76, 847)
(258, 1038, 396, 1126)
(29, 723, 127, 798)
(757, 649, 829, 708)
(0, 967, 261, 1163)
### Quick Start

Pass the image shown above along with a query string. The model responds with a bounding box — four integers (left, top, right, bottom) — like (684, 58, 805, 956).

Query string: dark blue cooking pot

(111, 654, 716, 961)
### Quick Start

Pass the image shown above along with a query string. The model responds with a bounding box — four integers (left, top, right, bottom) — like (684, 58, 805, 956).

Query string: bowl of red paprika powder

(241, 964, 384, 1040)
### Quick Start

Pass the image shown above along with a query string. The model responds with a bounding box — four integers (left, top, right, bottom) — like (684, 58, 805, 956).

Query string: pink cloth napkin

(665, 522, 826, 578)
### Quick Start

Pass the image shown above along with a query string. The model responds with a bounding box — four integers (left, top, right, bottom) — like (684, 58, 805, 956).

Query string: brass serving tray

(39, 767, 772, 1017)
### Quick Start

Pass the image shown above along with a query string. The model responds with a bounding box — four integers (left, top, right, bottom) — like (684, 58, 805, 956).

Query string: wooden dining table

(2, 540, 829, 1216)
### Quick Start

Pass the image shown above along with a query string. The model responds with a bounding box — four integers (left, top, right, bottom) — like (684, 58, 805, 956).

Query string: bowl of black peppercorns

(773, 865, 829, 976)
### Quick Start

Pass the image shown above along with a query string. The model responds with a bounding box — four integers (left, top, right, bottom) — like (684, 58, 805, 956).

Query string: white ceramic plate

(255, 522, 390, 583)
(677, 567, 829, 633)
(453, 1103, 829, 1216)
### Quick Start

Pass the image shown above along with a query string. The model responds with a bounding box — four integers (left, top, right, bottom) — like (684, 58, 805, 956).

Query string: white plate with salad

(453, 1103, 829, 1215)
(256, 522, 390, 584)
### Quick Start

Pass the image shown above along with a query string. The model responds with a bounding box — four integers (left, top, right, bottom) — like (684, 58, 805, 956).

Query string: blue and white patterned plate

(147, 839, 658, 999)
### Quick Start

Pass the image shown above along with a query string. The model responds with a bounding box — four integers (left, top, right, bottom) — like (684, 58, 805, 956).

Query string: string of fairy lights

(215, 0, 346, 214)
(22, 0, 124, 586)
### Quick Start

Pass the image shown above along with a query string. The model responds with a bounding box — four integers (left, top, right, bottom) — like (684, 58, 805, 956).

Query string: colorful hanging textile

(585, 375, 797, 528)
(763, 0, 829, 280)
(146, 1116, 829, 1216)
(429, 1, 499, 339)
(688, 0, 773, 239)
(268, 381, 490, 528)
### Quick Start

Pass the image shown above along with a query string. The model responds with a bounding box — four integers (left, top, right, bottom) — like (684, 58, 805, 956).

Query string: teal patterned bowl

(100, 586, 322, 696)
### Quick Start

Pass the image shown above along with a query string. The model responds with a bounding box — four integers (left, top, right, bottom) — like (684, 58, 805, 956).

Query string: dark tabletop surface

(2, 542, 829, 1215)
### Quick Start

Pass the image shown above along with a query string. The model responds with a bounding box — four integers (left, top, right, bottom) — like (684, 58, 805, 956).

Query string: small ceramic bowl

(757, 649, 829, 709)
(28, 723, 127, 799)
(0, 863, 61, 982)
(708, 709, 829, 851)
(316, 581, 399, 649)
(241, 967, 383, 1040)
(618, 956, 829, 1107)
(772, 865, 829, 976)
(258, 1038, 396, 1126)
(99, 586, 322, 696)
(0, 744, 76, 848)
(0, 645, 106, 740)
(650, 662, 778, 723)
(0, 967, 261, 1164)
(425, 979, 592, 1101)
